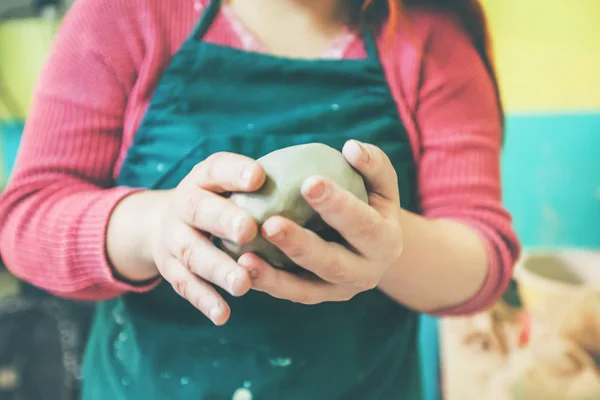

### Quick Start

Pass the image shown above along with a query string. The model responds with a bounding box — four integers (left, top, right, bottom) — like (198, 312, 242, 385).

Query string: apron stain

(268, 357, 292, 367)
(232, 387, 253, 400)
(159, 371, 173, 380)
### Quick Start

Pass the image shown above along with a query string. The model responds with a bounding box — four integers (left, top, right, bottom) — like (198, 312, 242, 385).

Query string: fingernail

(232, 214, 248, 240)
(241, 168, 254, 186)
(303, 177, 327, 201)
(263, 223, 286, 242)
(237, 255, 259, 279)
(352, 140, 371, 163)
(227, 271, 237, 292)
(209, 304, 222, 323)
(227, 269, 245, 293)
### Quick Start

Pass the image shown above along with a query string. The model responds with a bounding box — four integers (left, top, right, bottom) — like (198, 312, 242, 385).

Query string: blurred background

(0, 1, 598, 399)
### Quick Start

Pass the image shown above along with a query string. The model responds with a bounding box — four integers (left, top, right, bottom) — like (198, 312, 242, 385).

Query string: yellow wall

(481, 0, 600, 112)
(2, 5, 599, 117)
(0, 18, 58, 120)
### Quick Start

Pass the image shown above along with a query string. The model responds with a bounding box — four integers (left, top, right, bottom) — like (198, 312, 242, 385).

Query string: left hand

(238, 140, 404, 304)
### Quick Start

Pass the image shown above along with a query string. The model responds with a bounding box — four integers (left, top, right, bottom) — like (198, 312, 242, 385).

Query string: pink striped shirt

(0, 0, 520, 315)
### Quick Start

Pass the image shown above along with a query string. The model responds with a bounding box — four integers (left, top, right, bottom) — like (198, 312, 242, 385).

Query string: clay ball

(218, 143, 368, 270)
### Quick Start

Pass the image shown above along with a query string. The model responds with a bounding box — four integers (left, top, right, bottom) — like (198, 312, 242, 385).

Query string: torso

(114, 0, 422, 176)
(82, 1, 424, 399)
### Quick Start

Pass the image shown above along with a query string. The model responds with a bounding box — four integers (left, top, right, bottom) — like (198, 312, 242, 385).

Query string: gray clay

(219, 143, 368, 270)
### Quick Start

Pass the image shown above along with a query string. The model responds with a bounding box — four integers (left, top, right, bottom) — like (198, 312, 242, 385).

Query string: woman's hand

(108, 153, 265, 325)
(238, 140, 404, 304)
(153, 153, 267, 324)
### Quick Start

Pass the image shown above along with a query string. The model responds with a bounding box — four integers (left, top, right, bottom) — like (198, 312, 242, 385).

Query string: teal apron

(82, 0, 422, 398)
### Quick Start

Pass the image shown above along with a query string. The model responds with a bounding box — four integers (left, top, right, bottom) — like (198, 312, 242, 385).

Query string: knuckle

(357, 217, 379, 241)
(203, 259, 222, 283)
(205, 152, 226, 178)
(218, 208, 237, 236)
(173, 279, 189, 299)
(187, 248, 221, 282)
(182, 192, 203, 224)
(285, 241, 304, 260)
(324, 189, 346, 211)
(326, 256, 346, 282)
(180, 241, 200, 271)
(193, 152, 226, 184)
(196, 294, 213, 313)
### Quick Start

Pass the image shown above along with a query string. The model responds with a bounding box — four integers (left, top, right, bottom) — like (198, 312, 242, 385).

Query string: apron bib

(82, 1, 422, 398)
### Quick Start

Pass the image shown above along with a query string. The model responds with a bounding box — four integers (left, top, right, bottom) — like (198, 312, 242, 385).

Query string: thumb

(342, 140, 400, 203)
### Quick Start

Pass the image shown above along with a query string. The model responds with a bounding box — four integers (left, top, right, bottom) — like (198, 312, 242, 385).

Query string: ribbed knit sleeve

(0, 0, 160, 300)
(402, 11, 521, 315)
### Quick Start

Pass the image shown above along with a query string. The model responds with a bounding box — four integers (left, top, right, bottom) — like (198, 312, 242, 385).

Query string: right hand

(109, 153, 265, 325)
(156, 153, 265, 325)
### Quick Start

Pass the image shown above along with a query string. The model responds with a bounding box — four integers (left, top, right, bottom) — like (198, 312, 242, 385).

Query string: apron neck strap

(362, 30, 381, 64)
(191, 0, 222, 41)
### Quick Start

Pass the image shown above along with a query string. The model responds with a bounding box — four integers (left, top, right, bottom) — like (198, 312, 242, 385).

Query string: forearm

(106, 190, 165, 283)
(0, 178, 156, 300)
(378, 209, 489, 313)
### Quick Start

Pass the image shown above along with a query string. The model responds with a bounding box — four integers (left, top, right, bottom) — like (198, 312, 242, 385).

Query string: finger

(165, 220, 251, 297)
(238, 253, 354, 304)
(190, 152, 265, 193)
(342, 140, 400, 203)
(159, 258, 231, 325)
(261, 216, 375, 290)
(172, 183, 257, 244)
(301, 176, 395, 261)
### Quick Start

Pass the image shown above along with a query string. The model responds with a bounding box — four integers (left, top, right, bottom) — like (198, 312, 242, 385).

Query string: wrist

(107, 189, 168, 282)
